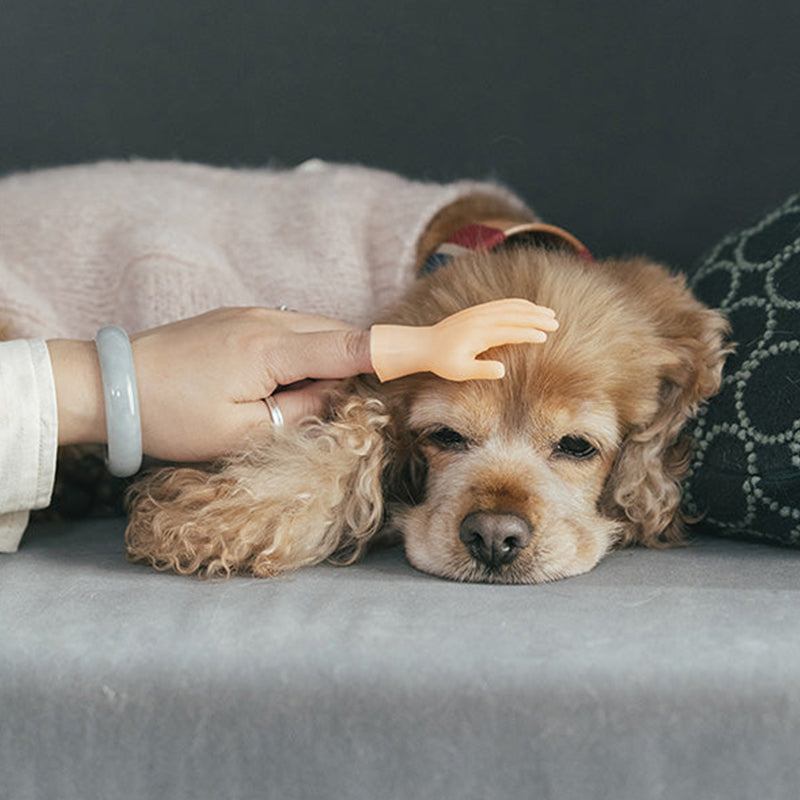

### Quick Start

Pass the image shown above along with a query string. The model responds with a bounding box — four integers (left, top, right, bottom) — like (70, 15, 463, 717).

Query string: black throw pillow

(683, 192, 800, 545)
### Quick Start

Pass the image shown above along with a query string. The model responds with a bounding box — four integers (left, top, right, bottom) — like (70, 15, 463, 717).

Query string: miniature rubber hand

(370, 299, 559, 382)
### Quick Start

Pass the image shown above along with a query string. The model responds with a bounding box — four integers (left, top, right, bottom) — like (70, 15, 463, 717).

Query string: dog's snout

(459, 511, 533, 568)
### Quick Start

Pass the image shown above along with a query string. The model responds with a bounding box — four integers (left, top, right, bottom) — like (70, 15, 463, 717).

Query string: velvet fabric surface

(3, 519, 800, 800)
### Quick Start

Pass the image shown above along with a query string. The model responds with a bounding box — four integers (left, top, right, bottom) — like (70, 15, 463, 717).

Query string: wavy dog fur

(127, 394, 390, 577)
(126, 247, 731, 583)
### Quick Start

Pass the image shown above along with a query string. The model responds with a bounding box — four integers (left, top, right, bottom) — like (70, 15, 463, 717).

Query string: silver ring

(265, 395, 284, 427)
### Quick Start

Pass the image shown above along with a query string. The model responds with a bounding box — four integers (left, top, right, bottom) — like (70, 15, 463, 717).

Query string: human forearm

(46, 339, 107, 446)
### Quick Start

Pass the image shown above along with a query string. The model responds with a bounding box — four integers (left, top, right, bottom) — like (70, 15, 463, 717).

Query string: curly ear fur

(602, 268, 733, 547)
(125, 395, 392, 577)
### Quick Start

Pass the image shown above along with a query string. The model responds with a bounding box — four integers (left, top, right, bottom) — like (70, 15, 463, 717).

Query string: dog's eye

(426, 426, 469, 451)
(556, 435, 598, 460)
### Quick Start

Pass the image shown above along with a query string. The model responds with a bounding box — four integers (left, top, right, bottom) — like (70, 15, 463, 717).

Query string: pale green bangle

(95, 325, 143, 477)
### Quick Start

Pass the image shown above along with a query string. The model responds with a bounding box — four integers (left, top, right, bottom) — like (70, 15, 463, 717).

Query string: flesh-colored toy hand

(370, 299, 559, 382)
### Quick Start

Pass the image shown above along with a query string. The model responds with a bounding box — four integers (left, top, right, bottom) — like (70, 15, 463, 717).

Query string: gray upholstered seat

(3, 520, 800, 800)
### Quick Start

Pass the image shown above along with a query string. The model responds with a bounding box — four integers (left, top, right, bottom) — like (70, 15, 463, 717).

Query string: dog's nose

(459, 511, 533, 568)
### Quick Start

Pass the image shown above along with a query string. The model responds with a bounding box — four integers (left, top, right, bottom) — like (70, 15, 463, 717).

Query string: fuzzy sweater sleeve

(0, 160, 537, 338)
(0, 339, 58, 552)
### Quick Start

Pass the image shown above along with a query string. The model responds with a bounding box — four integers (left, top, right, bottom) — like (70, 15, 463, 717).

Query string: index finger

(442, 298, 557, 325)
(268, 328, 374, 386)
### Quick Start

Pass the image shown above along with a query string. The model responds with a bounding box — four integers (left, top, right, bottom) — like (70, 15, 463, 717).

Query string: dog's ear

(126, 386, 394, 577)
(356, 375, 428, 508)
(383, 427, 429, 508)
(601, 263, 732, 546)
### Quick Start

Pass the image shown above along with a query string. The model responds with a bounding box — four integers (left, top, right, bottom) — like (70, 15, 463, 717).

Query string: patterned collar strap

(420, 220, 593, 276)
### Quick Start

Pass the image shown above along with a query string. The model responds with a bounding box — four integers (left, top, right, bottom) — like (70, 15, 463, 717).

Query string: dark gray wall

(2, 0, 799, 266)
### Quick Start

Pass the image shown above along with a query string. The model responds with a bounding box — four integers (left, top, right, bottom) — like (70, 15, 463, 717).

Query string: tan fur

(126, 394, 390, 577)
(126, 244, 731, 583)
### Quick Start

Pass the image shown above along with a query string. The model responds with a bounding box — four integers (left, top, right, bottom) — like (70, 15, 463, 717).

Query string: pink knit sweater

(0, 159, 534, 338)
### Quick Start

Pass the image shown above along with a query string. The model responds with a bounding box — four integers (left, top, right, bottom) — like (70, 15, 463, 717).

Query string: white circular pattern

(684, 192, 800, 545)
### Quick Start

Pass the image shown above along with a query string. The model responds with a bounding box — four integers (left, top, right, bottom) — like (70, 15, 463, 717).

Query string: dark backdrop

(2, 0, 798, 266)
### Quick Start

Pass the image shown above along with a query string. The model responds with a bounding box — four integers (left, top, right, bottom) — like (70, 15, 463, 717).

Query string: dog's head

(372, 247, 730, 583)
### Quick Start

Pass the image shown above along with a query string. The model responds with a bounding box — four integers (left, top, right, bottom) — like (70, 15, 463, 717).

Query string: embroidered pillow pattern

(684, 193, 800, 545)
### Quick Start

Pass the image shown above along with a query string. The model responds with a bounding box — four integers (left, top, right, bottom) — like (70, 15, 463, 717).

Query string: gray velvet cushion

(684, 192, 800, 545)
(3, 519, 800, 800)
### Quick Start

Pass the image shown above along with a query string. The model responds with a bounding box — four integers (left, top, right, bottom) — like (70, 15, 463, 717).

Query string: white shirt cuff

(0, 339, 58, 552)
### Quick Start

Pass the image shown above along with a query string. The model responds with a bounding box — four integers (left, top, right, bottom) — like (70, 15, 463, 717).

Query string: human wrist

(370, 324, 434, 382)
(46, 338, 107, 446)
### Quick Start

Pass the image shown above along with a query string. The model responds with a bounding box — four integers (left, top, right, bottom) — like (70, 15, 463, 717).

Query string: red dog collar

(420, 220, 593, 276)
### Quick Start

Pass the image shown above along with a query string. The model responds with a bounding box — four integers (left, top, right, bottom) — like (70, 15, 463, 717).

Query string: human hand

(47, 300, 558, 465)
(48, 307, 373, 462)
(370, 299, 559, 382)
